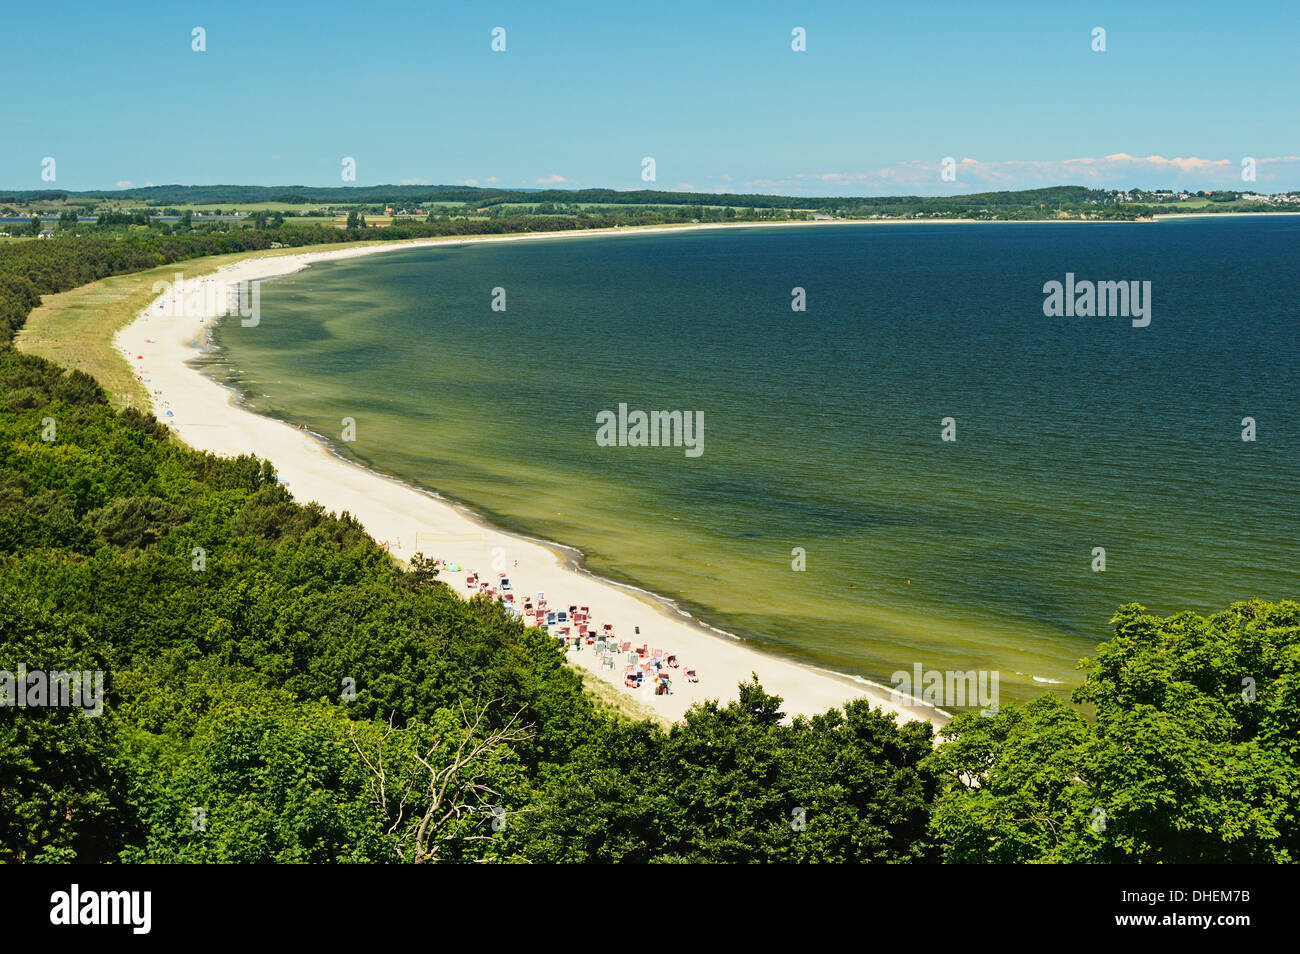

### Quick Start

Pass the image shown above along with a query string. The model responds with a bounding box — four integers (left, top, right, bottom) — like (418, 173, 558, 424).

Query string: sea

(196, 218, 1300, 706)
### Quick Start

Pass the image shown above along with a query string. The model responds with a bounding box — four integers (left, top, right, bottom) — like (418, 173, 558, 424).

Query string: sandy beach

(113, 225, 948, 728)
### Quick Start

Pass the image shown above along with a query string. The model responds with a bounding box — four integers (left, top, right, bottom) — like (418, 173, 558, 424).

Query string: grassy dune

(13, 221, 731, 411)
(16, 240, 403, 411)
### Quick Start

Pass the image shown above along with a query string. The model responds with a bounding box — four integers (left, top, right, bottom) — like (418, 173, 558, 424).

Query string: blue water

(201, 218, 1300, 704)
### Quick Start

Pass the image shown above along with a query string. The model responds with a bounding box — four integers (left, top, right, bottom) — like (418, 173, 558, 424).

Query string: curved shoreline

(273, 409, 913, 709)
(114, 224, 950, 728)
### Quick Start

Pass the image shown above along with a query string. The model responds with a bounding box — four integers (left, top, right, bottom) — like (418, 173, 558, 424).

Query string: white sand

(114, 225, 947, 728)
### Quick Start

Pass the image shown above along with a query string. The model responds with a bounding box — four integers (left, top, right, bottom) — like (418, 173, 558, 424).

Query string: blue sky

(5, 0, 1298, 194)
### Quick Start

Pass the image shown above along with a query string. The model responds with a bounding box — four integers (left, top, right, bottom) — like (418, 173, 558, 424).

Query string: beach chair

(685, 668, 698, 683)
(651, 648, 664, 662)
(602, 652, 615, 670)
(635, 644, 648, 657)
(619, 641, 631, 654)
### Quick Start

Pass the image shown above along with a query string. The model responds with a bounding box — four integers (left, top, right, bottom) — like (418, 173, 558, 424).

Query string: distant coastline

(7, 183, 1300, 239)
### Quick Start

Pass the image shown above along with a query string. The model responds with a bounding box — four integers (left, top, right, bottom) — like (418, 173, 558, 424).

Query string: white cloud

(535, 174, 570, 185)
(743, 155, 1300, 195)
(115, 180, 133, 189)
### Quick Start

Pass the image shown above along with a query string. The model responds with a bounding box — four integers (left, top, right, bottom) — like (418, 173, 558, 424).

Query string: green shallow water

(197, 220, 1300, 706)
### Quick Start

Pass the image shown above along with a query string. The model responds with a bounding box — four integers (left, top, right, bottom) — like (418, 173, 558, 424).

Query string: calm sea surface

(199, 219, 1300, 705)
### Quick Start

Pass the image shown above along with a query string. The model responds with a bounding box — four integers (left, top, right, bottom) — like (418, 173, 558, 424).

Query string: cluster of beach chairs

(434, 564, 699, 695)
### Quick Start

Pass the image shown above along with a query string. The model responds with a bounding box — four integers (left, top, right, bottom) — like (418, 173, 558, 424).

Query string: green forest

(0, 229, 1296, 863)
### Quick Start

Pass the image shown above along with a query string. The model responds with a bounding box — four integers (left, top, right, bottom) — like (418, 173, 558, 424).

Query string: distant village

(1106, 188, 1300, 204)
